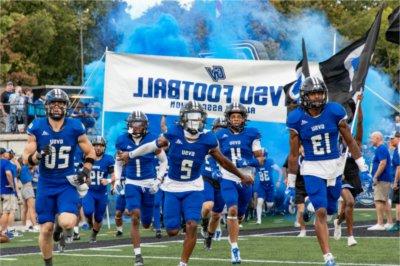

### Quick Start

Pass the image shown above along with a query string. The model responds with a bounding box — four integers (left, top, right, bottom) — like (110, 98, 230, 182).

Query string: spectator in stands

(33, 93, 46, 118)
(0, 81, 15, 133)
(368, 131, 392, 231)
(9, 86, 27, 133)
(395, 116, 400, 132)
(0, 148, 18, 239)
(18, 158, 38, 232)
(25, 88, 35, 125)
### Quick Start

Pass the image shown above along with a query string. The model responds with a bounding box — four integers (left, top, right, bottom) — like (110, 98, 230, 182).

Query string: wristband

(84, 157, 95, 165)
(355, 157, 368, 172)
(28, 153, 39, 166)
(287, 173, 296, 188)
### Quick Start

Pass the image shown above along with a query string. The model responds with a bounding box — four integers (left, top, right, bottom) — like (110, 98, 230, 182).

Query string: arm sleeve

(114, 160, 123, 180)
(156, 150, 168, 180)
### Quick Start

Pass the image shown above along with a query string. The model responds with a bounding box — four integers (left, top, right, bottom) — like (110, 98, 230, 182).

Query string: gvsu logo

(205, 65, 226, 82)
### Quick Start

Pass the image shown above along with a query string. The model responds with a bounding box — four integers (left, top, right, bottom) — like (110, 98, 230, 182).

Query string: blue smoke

(83, 0, 398, 171)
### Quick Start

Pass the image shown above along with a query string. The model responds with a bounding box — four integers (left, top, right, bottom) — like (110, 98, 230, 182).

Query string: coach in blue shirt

(368, 131, 392, 231)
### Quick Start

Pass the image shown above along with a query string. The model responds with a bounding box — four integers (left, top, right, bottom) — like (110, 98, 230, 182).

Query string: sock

(116, 226, 123, 232)
(207, 231, 214, 239)
(323, 253, 334, 262)
(396, 220, 400, 226)
(134, 247, 141, 256)
(74, 226, 79, 234)
(92, 229, 99, 237)
(230, 242, 238, 250)
(201, 217, 209, 229)
(256, 198, 263, 222)
(179, 262, 187, 266)
(26, 220, 33, 227)
(44, 257, 53, 266)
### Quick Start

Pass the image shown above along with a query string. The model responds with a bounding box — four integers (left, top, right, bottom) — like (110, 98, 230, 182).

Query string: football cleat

(155, 229, 162, 239)
(134, 254, 144, 266)
(115, 230, 123, 237)
(231, 247, 241, 264)
(333, 219, 342, 240)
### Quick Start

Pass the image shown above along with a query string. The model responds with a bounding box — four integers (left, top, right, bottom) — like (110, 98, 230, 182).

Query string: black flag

(319, 6, 383, 120)
(386, 6, 399, 45)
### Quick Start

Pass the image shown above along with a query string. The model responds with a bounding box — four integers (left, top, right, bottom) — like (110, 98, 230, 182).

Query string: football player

(286, 77, 370, 266)
(23, 89, 95, 266)
(216, 103, 264, 264)
(82, 136, 115, 243)
(118, 101, 252, 266)
(114, 111, 167, 266)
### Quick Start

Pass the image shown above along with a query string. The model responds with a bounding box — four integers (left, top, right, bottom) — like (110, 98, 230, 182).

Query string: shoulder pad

(327, 102, 346, 116)
(286, 107, 303, 125)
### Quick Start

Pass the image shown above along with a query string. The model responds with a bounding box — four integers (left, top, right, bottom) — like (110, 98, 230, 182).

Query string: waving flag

(319, 6, 383, 120)
(386, 6, 399, 45)
(284, 38, 311, 112)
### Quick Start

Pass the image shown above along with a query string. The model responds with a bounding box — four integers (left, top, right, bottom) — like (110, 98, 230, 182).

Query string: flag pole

(364, 85, 400, 112)
(333, 32, 337, 55)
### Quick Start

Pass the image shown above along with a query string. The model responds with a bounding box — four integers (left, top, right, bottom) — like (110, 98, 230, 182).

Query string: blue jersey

(115, 133, 158, 180)
(287, 102, 347, 161)
(20, 165, 33, 184)
(201, 155, 219, 179)
(27, 117, 86, 187)
(257, 158, 275, 184)
(372, 144, 391, 182)
(164, 124, 218, 181)
(0, 159, 14, 194)
(216, 127, 260, 166)
(89, 154, 115, 193)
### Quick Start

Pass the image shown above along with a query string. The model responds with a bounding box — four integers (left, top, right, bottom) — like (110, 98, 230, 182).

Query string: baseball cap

(6, 81, 13, 86)
(0, 147, 6, 155)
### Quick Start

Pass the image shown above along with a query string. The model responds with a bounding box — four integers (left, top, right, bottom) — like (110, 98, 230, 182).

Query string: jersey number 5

(181, 159, 193, 180)
(44, 146, 71, 169)
(311, 133, 331, 155)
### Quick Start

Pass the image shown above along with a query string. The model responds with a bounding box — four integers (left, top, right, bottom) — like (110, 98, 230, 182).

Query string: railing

(0, 102, 100, 135)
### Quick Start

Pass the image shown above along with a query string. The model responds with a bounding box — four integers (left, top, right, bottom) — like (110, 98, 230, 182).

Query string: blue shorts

(163, 190, 204, 231)
(115, 194, 126, 212)
(125, 184, 154, 226)
(221, 179, 253, 217)
(35, 184, 79, 224)
(303, 175, 342, 215)
(82, 190, 108, 223)
(203, 180, 225, 213)
(257, 181, 274, 202)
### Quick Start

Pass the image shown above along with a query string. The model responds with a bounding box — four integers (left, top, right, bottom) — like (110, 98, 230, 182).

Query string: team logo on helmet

(45, 89, 70, 121)
(179, 101, 207, 135)
(224, 102, 247, 132)
(127, 111, 148, 138)
(299, 77, 327, 110)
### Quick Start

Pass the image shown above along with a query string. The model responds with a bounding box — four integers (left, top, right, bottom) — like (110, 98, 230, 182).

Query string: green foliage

(0, 0, 116, 86)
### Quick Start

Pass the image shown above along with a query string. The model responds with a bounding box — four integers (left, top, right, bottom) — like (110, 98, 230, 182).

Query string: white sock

(256, 198, 264, 222)
(26, 220, 33, 227)
(216, 217, 221, 231)
(230, 242, 238, 250)
(323, 253, 334, 262)
(179, 262, 187, 266)
(134, 247, 141, 255)
(117, 226, 123, 232)
(74, 226, 79, 234)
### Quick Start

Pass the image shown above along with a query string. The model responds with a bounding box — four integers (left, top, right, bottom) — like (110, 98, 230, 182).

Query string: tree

(0, 0, 116, 86)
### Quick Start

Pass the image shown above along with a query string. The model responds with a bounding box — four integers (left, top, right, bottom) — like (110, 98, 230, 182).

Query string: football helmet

(127, 111, 148, 138)
(91, 135, 106, 157)
(45, 89, 70, 120)
(179, 101, 207, 135)
(212, 117, 228, 131)
(224, 102, 247, 132)
(300, 77, 327, 109)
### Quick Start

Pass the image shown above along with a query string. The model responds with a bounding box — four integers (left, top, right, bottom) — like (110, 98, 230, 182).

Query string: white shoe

(384, 223, 394, 229)
(239, 224, 243, 228)
(333, 219, 342, 240)
(294, 221, 301, 228)
(231, 247, 241, 264)
(347, 236, 357, 246)
(297, 230, 306, 237)
(256, 220, 261, 225)
(367, 224, 386, 231)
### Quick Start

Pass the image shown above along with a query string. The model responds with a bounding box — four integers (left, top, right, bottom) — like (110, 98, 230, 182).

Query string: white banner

(104, 52, 320, 123)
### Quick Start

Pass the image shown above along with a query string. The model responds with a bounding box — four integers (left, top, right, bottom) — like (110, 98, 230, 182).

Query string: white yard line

(57, 253, 400, 266)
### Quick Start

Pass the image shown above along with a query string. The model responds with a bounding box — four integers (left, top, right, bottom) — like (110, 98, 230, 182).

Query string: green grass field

(1, 209, 399, 266)
(1, 235, 399, 265)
